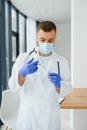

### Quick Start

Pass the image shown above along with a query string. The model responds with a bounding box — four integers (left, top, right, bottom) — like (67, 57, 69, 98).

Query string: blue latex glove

(48, 73, 61, 88)
(19, 58, 39, 77)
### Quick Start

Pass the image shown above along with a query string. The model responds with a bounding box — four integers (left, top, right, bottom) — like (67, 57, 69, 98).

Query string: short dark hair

(37, 21, 56, 33)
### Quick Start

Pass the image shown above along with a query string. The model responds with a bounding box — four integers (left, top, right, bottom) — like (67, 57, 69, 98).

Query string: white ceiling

(10, 0, 71, 23)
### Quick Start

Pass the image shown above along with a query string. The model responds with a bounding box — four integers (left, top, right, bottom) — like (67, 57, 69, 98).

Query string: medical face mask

(38, 43, 55, 54)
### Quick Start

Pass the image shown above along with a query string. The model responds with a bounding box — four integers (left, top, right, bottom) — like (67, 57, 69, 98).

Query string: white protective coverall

(8, 47, 72, 130)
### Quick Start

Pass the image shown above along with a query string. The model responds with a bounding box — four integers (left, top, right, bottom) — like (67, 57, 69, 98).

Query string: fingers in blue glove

(48, 73, 61, 80)
(26, 60, 39, 72)
(30, 61, 39, 66)
(19, 58, 39, 77)
(48, 73, 61, 88)
(27, 66, 38, 73)
(26, 58, 34, 64)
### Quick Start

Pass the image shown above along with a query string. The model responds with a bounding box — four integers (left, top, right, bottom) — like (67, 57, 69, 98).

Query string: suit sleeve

(8, 54, 26, 92)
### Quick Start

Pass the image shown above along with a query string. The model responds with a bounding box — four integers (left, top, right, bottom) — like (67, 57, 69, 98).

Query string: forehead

(37, 29, 56, 39)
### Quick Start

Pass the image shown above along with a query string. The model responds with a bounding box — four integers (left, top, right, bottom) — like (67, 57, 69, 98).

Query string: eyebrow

(40, 37, 55, 40)
(40, 37, 45, 39)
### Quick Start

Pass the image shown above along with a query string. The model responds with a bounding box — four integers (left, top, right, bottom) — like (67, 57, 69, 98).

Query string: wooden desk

(60, 88, 87, 109)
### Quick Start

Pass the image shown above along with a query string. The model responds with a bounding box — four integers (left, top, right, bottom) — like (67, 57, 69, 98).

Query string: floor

(0, 125, 86, 130)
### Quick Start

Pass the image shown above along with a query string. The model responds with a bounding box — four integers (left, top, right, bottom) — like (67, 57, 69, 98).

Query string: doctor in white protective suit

(9, 21, 72, 130)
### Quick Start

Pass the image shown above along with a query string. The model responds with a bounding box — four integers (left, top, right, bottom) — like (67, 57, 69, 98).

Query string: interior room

(0, 0, 87, 130)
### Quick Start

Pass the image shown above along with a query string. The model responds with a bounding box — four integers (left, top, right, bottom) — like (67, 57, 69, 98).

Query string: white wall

(72, 0, 87, 87)
(55, 23, 71, 67)
(72, 1, 87, 130)
(27, 18, 37, 52)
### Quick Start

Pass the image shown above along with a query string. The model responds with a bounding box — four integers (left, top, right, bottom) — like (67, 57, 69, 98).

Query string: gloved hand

(48, 73, 61, 88)
(19, 58, 39, 77)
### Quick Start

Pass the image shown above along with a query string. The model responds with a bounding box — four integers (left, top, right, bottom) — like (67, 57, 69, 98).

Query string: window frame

(5, 0, 27, 81)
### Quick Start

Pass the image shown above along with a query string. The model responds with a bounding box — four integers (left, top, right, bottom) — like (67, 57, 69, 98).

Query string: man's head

(37, 21, 56, 33)
(37, 21, 57, 56)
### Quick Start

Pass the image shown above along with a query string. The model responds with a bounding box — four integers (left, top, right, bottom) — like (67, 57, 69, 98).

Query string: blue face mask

(38, 43, 55, 54)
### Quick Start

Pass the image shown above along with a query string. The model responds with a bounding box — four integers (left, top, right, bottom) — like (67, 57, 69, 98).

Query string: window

(12, 35, 17, 62)
(19, 13, 26, 53)
(12, 7, 17, 32)
(5, 0, 27, 87)
(11, 7, 18, 64)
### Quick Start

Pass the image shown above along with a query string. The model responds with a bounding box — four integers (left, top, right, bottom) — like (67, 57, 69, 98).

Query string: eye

(41, 39, 45, 42)
(40, 38, 45, 42)
(49, 40, 54, 43)
(48, 38, 55, 43)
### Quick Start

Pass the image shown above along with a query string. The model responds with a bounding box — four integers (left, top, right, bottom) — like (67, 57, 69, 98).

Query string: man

(9, 21, 72, 130)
